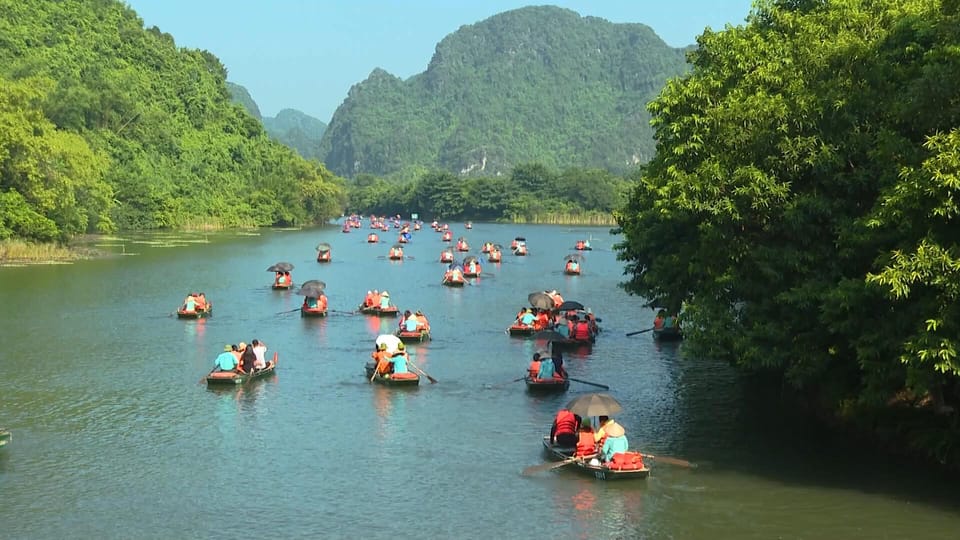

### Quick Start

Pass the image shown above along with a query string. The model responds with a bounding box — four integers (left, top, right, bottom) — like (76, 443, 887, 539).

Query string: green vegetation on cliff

(616, 0, 960, 467)
(0, 0, 344, 242)
(319, 6, 689, 178)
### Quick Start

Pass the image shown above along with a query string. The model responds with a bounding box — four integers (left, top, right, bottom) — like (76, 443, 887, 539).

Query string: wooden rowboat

(206, 353, 278, 385)
(508, 325, 536, 337)
(548, 336, 595, 350)
(563, 267, 581, 275)
(396, 329, 431, 343)
(359, 305, 399, 317)
(177, 307, 212, 319)
(541, 437, 649, 481)
(653, 327, 683, 341)
(300, 306, 328, 317)
(442, 278, 465, 287)
(524, 376, 569, 393)
(273, 282, 294, 290)
(0, 428, 10, 449)
(364, 362, 420, 387)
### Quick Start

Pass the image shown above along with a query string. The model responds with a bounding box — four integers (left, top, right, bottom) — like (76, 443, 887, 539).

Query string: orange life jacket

(573, 321, 591, 340)
(529, 360, 541, 378)
(576, 430, 596, 456)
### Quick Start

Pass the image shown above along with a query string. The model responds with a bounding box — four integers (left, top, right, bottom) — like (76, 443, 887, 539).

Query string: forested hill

(226, 83, 327, 160)
(0, 0, 344, 242)
(318, 6, 689, 178)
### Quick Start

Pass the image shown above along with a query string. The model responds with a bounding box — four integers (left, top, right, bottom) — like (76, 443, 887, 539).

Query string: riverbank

(0, 239, 103, 266)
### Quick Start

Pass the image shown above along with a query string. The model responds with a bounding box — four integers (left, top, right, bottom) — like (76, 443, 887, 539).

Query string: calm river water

(1, 221, 959, 539)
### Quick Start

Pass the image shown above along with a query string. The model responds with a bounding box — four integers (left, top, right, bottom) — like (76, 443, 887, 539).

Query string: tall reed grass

(507, 212, 616, 225)
(0, 239, 83, 263)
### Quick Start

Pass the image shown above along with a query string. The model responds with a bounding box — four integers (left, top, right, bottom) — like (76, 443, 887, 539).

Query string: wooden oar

(488, 376, 525, 389)
(640, 453, 696, 468)
(625, 327, 654, 336)
(370, 359, 386, 383)
(405, 359, 437, 384)
(521, 457, 578, 476)
(567, 377, 609, 390)
(275, 308, 301, 315)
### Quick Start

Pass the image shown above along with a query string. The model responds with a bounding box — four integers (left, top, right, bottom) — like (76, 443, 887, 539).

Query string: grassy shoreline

(0, 239, 100, 266)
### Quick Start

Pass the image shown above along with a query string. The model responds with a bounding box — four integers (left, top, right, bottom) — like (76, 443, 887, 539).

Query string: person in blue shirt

(537, 356, 555, 379)
(519, 308, 536, 327)
(379, 291, 391, 309)
(404, 315, 420, 333)
(214, 345, 239, 372)
(600, 422, 629, 462)
(390, 343, 409, 374)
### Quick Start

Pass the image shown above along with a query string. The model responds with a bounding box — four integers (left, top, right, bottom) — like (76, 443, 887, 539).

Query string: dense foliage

(0, 0, 344, 242)
(227, 82, 328, 161)
(348, 163, 628, 223)
(318, 6, 689, 178)
(616, 0, 960, 464)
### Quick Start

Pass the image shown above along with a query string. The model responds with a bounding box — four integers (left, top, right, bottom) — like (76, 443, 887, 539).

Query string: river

(1, 221, 958, 539)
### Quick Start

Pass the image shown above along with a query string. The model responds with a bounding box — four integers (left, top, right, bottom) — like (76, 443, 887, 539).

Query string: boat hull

(206, 353, 278, 385)
(273, 283, 293, 290)
(508, 325, 535, 337)
(396, 330, 431, 343)
(359, 306, 399, 317)
(653, 327, 683, 341)
(0, 429, 10, 449)
(442, 280, 465, 287)
(364, 362, 420, 386)
(177, 308, 212, 319)
(300, 307, 328, 317)
(541, 437, 649, 481)
(564, 269, 581, 275)
(524, 376, 569, 393)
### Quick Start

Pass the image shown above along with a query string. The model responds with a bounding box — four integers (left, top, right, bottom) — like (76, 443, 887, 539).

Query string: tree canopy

(0, 0, 344, 241)
(616, 0, 960, 463)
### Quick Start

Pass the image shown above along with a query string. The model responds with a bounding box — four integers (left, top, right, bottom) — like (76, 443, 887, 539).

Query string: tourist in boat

(251, 339, 268, 370)
(537, 355, 555, 379)
(182, 293, 197, 312)
(194, 292, 208, 311)
(551, 351, 568, 378)
(379, 291, 391, 309)
(400, 310, 413, 328)
(546, 289, 564, 308)
(585, 310, 600, 334)
(550, 408, 580, 448)
(370, 289, 381, 307)
(517, 308, 536, 328)
(467, 259, 479, 275)
(239, 344, 257, 374)
(402, 311, 420, 333)
(534, 309, 551, 330)
(304, 296, 319, 309)
(575, 419, 597, 457)
(528, 352, 542, 379)
(565, 259, 579, 273)
(594, 416, 625, 446)
(389, 343, 410, 374)
(599, 422, 629, 463)
(571, 315, 592, 342)
(554, 314, 571, 338)
(363, 290, 375, 307)
(316, 293, 328, 312)
(414, 310, 430, 331)
(214, 345, 240, 372)
(653, 309, 666, 330)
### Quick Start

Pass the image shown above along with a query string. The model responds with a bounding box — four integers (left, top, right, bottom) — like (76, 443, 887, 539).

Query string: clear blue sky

(124, 1, 755, 122)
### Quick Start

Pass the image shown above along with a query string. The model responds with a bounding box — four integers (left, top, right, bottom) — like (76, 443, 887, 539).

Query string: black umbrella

(564, 253, 584, 261)
(316, 243, 331, 252)
(528, 292, 554, 310)
(558, 300, 585, 311)
(448, 260, 463, 270)
(267, 262, 294, 272)
(296, 285, 325, 297)
(492, 244, 504, 250)
(564, 393, 623, 417)
(392, 243, 404, 249)
(463, 255, 479, 264)
(515, 236, 526, 241)
(300, 279, 326, 290)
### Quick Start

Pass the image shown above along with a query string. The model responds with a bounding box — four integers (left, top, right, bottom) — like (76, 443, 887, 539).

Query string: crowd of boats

(169, 213, 688, 480)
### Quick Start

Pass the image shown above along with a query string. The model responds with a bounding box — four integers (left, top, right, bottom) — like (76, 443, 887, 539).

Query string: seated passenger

(403, 314, 420, 333)
(363, 290, 374, 307)
(214, 345, 239, 372)
(195, 293, 207, 311)
(182, 293, 197, 312)
(251, 339, 268, 369)
(373, 343, 391, 374)
(414, 310, 430, 331)
(519, 308, 536, 328)
(304, 296, 319, 309)
(537, 356, 555, 379)
(575, 419, 597, 457)
(379, 291, 391, 309)
(389, 344, 409, 374)
(317, 294, 328, 312)
(550, 408, 580, 448)
(528, 352, 542, 379)
(400, 310, 412, 328)
(600, 422, 629, 462)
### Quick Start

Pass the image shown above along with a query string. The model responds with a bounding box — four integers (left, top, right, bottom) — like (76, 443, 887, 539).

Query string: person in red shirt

(550, 408, 580, 448)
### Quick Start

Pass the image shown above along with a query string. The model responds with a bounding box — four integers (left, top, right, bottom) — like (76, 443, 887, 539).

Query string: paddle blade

(521, 458, 577, 476)
(642, 453, 696, 468)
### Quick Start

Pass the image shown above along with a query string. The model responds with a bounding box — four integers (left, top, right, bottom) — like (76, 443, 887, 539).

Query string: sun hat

(605, 422, 625, 438)
(238, 342, 247, 351)
(581, 418, 592, 429)
(223, 345, 233, 352)
(397, 342, 405, 350)
(379, 343, 388, 351)
(382, 291, 389, 297)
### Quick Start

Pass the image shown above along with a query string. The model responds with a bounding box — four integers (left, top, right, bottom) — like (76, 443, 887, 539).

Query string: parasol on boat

(532, 329, 567, 342)
(375, 334, 402, 354)
(564, 393, 623, 417)
(557, 300, 585, 311)
(528, 292, 555, 310)
(295, 280, 326, 297)
(515, 236, 526, 241)
(463, 255, 479, 264)
(392, 243, 404, 249)
(563, 253, 584, 261)
(267, 262, 294, 272)
(316, 243, 331, 253)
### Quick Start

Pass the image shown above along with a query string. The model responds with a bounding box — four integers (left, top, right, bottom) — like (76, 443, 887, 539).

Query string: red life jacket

(529, 360, 541, 378)
(576, 430, 596, 456)
(573, 321, 591, 340)
(554, 410, 577, 436)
